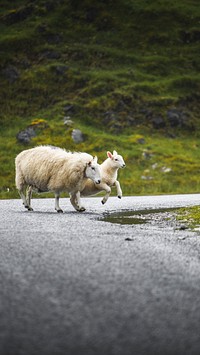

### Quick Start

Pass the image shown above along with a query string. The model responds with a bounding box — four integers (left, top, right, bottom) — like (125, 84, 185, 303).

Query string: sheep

(70, 150, 125, 209)
(15, 145, 101, 213)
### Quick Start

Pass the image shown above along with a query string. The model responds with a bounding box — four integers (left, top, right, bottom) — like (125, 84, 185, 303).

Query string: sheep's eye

(91, 167, 95, 170)
(115, 158, 118, 161)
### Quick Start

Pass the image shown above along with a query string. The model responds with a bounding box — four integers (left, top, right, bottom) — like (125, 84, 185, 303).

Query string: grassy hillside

(0, 0, 200, 199)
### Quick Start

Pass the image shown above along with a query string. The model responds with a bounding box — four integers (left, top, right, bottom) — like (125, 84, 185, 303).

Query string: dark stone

(2, 5, 34, 25)
(2, 65, 20, 83)
(180, 30, 200, 44)
(46, 33, 62, 44)
(54, 65, 69, 75)
(152, 116, 166, 129)
(20, 59, 31, 69)
(40, 50, 61, 60)
(64, 105, 74, 114)
(166, 108, 190, 128)
(167, 109, 180, 127)
(137, 138, 146, 144)
(16, 127, 36, 144)
(37, 24, 47, 33)
(85, 8, 98, 23)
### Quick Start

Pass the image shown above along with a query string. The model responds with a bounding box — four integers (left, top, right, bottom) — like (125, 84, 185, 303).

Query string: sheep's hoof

(28, 207, 34, 211)
(101, 200, 105, 205)
(118, 196, 122, 199)
(78, 207, 86, 212)
(57, 209, 63, 213)
(25, 205, 33, 211)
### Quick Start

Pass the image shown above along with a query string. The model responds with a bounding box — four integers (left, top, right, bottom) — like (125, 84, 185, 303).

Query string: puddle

(102, 207, 177, 225)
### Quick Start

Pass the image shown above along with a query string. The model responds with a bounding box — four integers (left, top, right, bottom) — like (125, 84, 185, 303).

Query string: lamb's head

(107, 150, 126, 169)
(85, 156, 101, 184)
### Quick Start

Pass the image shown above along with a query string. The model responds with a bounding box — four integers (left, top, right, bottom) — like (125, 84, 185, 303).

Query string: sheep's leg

(18, 188, 29, 209)
(17, 184, 31, 211)
(70, 192, 85, 212)
(26, 186, 34, 211)
(55, 193, 63, 213)
(101, 184, 111, 205)
(16, 172, 30, 210)
(115, 180, 122, 199)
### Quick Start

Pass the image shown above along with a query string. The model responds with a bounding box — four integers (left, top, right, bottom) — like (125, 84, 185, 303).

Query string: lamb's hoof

(118, 196, 122, 199)
(101, 200, 105, 205)
(56, 209, 63, 213)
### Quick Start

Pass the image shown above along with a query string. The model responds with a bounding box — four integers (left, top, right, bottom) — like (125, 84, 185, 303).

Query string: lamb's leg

(26, 186, 34, 211)
(115, 180, 122, 199)
(55, 193, 63, 213)
(101, 184, 111, 205)
(70, 192, 85, 212)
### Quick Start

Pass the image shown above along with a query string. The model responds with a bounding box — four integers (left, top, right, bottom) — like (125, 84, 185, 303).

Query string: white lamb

(15, 145, 101, 212)
(70, 150, 125, 209)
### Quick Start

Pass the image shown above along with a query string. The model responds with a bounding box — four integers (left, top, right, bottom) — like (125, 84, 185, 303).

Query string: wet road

(0, 194, 200, 355)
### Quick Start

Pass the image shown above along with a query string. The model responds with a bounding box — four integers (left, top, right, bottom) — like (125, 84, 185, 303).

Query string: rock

(179, 224, 188, 231)
(16, 127, 36, 144)
(2, 65, 20, 83)
(54, 65, 68, 75)
(141, 175, 153, 180)
(71, 129, 85, 143)
(16, 119, 48, 144)
(142, 150, 153, 159)
(63, 105, 74, 114)
(152, 116, 166, 129)
(2, 5, 34, 25)
(63, 117, 73, 127)
(160, 166, 172, 173)
(166, 108, 190, 128)
(167, 109, 181, 127)
(40, 50, 61, 60)
(137, 138, 146, 144)
(46, 33, 62, 44)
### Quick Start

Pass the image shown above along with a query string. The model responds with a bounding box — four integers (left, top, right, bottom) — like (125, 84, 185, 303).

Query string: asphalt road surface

(1, 194, 200, 355)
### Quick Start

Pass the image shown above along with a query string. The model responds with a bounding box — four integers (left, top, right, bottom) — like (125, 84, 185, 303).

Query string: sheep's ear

(107, 151, 113, 159)
(88, 161, 92, 166)
(93, 156, 98, 163)
(113, 150, 118, 156)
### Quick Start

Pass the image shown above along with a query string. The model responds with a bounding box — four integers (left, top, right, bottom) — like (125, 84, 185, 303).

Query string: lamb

(15, 145, 101, 213)
(70, 150, 125, 209)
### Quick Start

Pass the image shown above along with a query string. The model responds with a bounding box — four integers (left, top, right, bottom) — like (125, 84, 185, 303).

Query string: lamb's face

(85, 157, 101, 184)
(107, 150, 126, 169)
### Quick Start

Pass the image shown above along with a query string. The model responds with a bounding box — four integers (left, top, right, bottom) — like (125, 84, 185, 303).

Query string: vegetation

(176, 206, 200, 232)
(0, 0, 200, 199)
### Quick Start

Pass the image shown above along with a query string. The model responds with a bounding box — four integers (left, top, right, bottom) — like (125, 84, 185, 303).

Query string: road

(0, 194, 200, 355)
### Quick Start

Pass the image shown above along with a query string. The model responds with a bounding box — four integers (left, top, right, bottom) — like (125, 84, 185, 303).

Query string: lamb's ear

(93, 156, 98, 163)
(107, 151, 113, 159)
(113, 150, 118, 156)
(88, 161, 92, 166)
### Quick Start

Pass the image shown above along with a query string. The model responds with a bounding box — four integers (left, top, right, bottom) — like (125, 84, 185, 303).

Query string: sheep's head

(107, 150, 126, 169)
(85, 156, 101, 184)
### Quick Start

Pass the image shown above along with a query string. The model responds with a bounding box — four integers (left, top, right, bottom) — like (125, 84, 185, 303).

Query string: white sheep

(15, 145, 101, 212)
(70, 150, 125, 209)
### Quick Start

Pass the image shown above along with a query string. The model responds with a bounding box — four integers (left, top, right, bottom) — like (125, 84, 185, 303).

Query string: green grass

(0, 0, 200, 199)
(176, 206, 200, 231)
